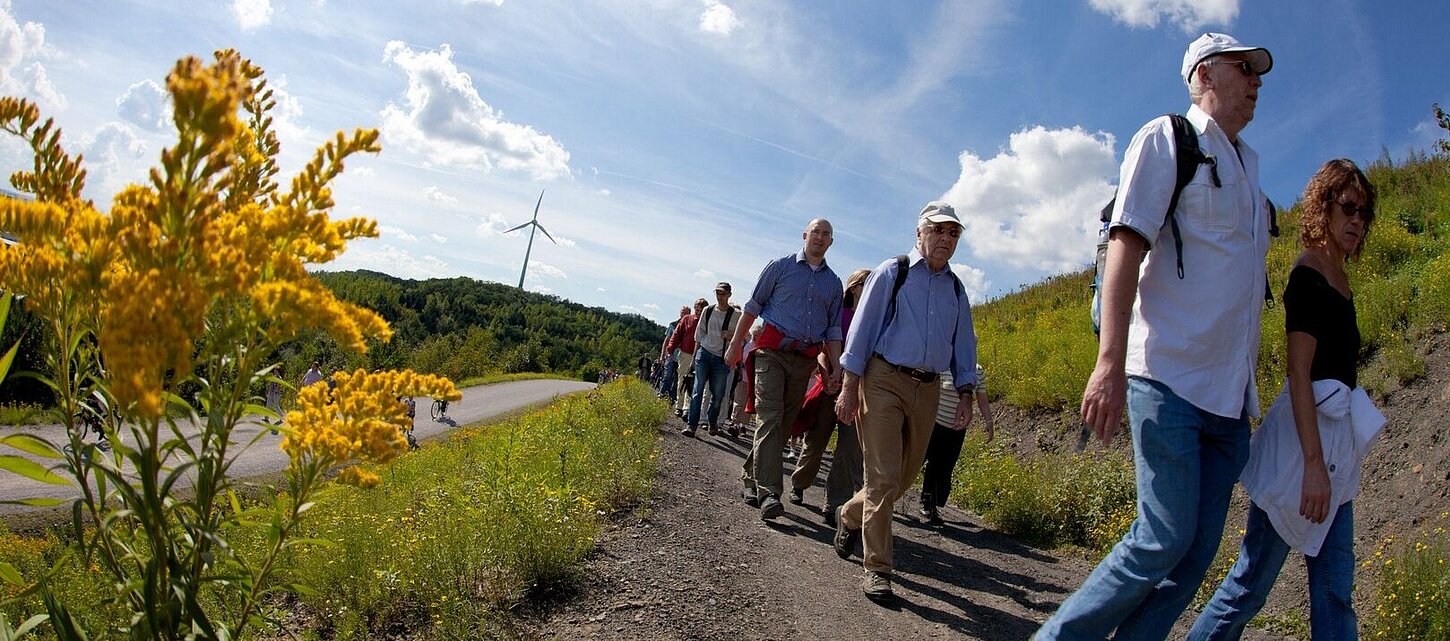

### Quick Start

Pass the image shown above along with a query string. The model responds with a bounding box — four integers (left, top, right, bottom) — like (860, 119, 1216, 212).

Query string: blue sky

(2, 0, 1446, 324)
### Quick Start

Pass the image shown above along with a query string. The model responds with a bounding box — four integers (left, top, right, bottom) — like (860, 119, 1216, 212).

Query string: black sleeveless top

(1283, 265, 1359, 388)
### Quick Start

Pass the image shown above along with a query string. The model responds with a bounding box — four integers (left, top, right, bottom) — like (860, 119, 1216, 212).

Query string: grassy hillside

(975, 153, 1450, 418)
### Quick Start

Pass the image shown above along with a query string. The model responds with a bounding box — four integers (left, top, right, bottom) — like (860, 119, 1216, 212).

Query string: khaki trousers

(673, 350, 695, 412)
(789, 390, 863, 512)
(840, 357, 941, 574)
(741, 348, 817, 498)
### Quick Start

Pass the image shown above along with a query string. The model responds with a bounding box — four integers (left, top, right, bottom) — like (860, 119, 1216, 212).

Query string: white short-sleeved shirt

(1112, 105, 1272, 419)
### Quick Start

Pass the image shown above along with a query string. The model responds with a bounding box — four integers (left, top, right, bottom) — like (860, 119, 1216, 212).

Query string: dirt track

(527, 413, 1290, 640)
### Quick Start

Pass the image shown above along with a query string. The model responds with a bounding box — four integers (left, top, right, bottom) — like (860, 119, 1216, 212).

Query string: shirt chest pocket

(1177, 163, 1242, 234)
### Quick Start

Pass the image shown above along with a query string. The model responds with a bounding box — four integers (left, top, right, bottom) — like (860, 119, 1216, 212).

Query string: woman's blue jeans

(1187, 501, 1357, 640)
(1036, 376, 1250, 640)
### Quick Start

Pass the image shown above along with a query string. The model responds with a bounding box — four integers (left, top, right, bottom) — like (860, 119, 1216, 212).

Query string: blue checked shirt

(842, 248, 977, 389)
(742, 251, 844, 345)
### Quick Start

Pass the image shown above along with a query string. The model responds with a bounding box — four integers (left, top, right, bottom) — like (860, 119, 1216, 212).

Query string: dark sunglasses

(1334, 199, 1373, 220)
(1204, 59, 1258, 77)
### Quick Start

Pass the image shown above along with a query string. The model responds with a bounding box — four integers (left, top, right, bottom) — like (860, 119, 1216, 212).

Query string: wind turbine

(505, 189, 557, 289)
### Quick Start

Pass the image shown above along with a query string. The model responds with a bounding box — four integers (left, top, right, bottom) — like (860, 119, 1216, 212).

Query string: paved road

(0, 378, 596, 514)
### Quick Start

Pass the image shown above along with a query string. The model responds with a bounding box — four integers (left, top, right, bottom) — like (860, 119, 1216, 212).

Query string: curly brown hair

(1299, 158, 1376, 256)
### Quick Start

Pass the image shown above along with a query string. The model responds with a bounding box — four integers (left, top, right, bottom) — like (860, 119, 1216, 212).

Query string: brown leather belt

(874, 355, 937, 383)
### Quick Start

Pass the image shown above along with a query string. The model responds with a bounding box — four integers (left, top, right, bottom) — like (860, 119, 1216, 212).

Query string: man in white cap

(832, 201, 978, 602)
(1036, 32, 1275, 640)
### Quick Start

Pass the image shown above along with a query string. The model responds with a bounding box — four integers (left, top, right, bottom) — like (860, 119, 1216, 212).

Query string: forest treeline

(0, 269, 663, 404)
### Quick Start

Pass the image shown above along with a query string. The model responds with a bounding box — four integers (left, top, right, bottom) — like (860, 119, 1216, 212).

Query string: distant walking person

(657, 306, 689, 401)
(918, 364, 993, 526)
(685, 282, 740, 437)
(264, 364, 285, 430)
(1037, 32, 1276, 640)
(726, 219, 843, 522)
(832, 201, 978, 602)
(664, 299, 708, 418)
(1187, 159, 1383, 641)
(300, 361, 324, 389)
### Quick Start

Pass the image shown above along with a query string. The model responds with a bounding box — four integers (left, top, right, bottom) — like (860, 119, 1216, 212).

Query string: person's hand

(823, 369, 842, 395)
(1300, 461, 1332, 524)
(983, 419, 995, 442)
(1080, 362, 1127, 443)
(952, 399, 973, 431)
(834, 392, 858, 426)
(724, 339, 743, 368)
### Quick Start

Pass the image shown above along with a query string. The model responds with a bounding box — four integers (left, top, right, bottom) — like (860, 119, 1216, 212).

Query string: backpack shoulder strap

(721, 306, 735, 331)
(1163, 113, 1210, 279)
(885, 255, 909, 328)
(702, 305, 713, 328)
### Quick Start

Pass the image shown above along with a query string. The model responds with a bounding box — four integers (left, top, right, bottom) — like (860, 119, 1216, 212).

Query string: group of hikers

(649, 32, 1386, 640)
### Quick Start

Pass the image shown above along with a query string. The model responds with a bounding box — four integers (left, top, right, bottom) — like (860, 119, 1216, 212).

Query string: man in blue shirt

(832, 201, 978, 602)
(725, 218, 844, 521)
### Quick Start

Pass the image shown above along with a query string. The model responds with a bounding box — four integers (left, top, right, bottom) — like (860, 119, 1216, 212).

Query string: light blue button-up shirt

(743, 251, 843, 344)
(842, 248, 977, 389)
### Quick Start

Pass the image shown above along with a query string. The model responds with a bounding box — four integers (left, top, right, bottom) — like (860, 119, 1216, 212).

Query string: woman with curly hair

(1188, 158, 1385, 640)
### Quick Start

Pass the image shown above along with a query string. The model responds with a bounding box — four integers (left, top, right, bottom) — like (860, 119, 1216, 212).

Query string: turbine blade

(536, 223, 558, 244)
(504, 222, 531, 233)
(533, 189, 545, 221)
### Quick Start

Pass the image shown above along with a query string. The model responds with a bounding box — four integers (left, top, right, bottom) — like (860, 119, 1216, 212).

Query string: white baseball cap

(919, 201, 961, 226)
(1181, 33, 1272, 85)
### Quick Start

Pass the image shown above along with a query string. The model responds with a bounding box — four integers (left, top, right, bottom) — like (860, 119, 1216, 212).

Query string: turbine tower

(505, 190, 557, 289)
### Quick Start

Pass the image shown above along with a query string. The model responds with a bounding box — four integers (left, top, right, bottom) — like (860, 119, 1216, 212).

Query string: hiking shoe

(759, 494, 785, 520)
(707, 424, 719, 436)
(920, 504, 943, 527)
(788, 488, 804, 505)
(681, 426, 696, 438)
(742, 482, 759, 507)
(823, 507, 837, 527)
(833, 506, 860, 559)
(862, 571, 894, 601)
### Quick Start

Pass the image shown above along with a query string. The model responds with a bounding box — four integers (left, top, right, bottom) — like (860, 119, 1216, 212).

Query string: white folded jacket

(1240, 379, 1385, 556)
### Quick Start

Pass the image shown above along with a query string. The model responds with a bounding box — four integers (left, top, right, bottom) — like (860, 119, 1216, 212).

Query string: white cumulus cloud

(643, 303, 660, 310)
(693, 268, 716, 279)
(233, 0, 273, 30)
(0, 5, 64, 110)
(699, 1, 740, 35)
(941, 125, 1118, 274)
(378, 225, 418, 242)
(115, 80, 170, 132)
(1088, 0, 1237, 32)
(380, 41, 570, 180)
(475, 212, 513, 236)
(80, 122, 147, 197)
(430, 233, 448, 244)
(422, 185, 458, 205)
(528, 260, 567, 279)
(950, 264, 990, 305)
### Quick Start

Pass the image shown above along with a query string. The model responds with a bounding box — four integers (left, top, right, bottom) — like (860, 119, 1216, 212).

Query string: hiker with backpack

(1037, 33, 1276, 640)
(831, 201, 978, 602)
(684, 282, 741, 437)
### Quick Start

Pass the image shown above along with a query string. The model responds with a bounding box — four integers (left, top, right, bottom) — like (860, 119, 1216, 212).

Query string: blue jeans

(658, 354, 678, 402)
(1037, 376, 1250, 641)
(1187, 502, 1357, 641)
(687, 348, 730, 428)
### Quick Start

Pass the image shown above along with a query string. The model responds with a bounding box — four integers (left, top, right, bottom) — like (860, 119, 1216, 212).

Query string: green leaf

(0, 562, 22, 586)
(0, 434, 61, 459)
(0, 339, 18, 384)
(0, 455, 70, 486)
(15, 614, 50, 637)
(0, 497, 68, 507)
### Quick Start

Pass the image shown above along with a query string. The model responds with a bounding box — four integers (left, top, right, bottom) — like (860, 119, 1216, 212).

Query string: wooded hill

(302, 270, 664, 382)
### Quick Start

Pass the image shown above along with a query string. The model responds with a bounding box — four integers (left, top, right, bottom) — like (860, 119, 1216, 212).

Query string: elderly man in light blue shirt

(832, 201, 978, 602)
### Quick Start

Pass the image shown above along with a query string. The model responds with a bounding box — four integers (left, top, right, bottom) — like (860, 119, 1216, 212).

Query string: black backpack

(1089, 114, 1277, 336)
(701, 304, 736, 336)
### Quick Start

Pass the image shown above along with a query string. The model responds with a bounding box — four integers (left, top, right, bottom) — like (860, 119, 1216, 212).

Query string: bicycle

(430, 397, 449, 422)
